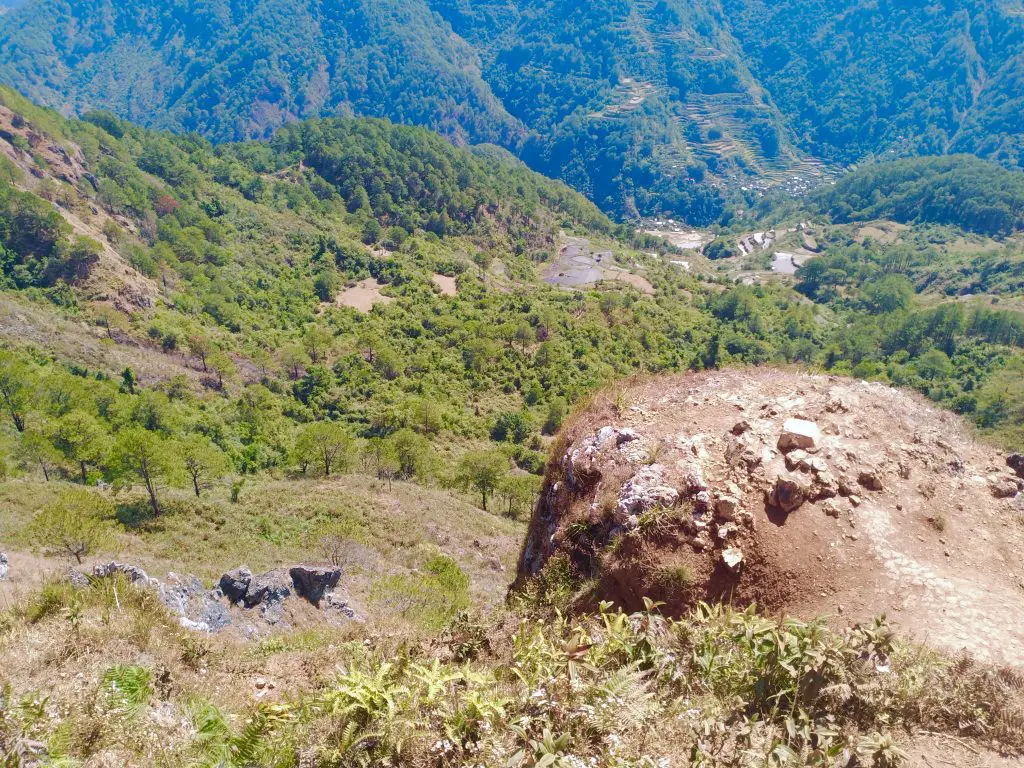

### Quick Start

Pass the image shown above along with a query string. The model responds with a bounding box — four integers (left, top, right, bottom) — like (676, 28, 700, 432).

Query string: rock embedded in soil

(0, 552, 7, 581)
(858, 469, 884, 491)
(289, 565, 343, 606)
(988, 476, 1020, 499)
(777, 418, 822, 452)
(769, 473, 807, 513)
(219, 566, 253, 604)
(1007, 453, 1024, 478)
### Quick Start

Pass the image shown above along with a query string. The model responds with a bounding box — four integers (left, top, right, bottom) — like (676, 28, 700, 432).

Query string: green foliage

(109, 427, 177, 515)
(30, 487, 115, 563)
(370, 555, 471, 630)
(455, 449, 509, 511)
(816, 156, 1024, 236)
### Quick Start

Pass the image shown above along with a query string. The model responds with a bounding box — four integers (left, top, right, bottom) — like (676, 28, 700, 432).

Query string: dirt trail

(520, 369, 1024, 667)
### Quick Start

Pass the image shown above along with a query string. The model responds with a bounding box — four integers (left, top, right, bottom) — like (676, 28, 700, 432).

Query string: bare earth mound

(518, 368, 1024, 666)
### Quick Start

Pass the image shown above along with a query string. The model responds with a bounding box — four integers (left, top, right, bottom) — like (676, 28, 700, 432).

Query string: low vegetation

(1, 579, 1021, 767)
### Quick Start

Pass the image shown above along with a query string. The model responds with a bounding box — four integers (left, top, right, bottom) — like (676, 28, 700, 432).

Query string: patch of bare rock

(68, 561, 357, 637)
(516, 368, 1024, 667)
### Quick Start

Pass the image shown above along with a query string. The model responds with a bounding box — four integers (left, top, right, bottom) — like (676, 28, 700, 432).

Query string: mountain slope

(0, 0, 524, 145)
(722, 0, 1024, 168)
(2, 0, 1024, 223)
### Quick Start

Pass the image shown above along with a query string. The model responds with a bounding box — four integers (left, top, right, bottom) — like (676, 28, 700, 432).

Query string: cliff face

(517, 369, 1024, 667)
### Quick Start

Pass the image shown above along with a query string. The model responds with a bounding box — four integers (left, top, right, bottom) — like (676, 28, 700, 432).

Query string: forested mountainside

(4, 0, 1020, 224)
(723, 0, 1024, 168)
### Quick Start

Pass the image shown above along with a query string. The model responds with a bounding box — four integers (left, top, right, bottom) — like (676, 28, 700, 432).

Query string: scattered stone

(731, 420, 751, 435)
(811, 471, 839, 500)
(92, 562, 156, 587)
(849, 495, 862, 507)
(1007, 453, 1024, 479)
(858, 470, 883, 492)
(809, 457, 829, 474)
(768, 474, 807, 514)
(0, 552, 7, 581)
(713, 494, 741, 521)
(722, 547, 744, 573)
(688, 529, 712, 551)
(777, 418, 821, 453)
(716, 523, 739, 541)
(822, 500, 842, 518)
(219, 567, 253, 604)
(64, 567, 90, 589)
(289, 565, 343, 606)
(988, 475, 1019, 499)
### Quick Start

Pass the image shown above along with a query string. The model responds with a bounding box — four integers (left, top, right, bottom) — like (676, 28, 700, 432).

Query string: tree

(109, 428, 175, 515)
(388, 428, 431, 480)
(52, 411, 110, 483)
(17, 427, 61, 480)
(498, 473, 542, 519)
(0, 351, 33, 432)
(455, 449, 509, 511)
(492, 411, 532, 443)
(180, 435, 231, 497)
(207, 351, 236, 390)
(279, 344, 310, 380)
(294, 421, 352, 477)
(32, 487, 114, 563)
(303, 325, 333, 364)
(188, 333, 210, 371)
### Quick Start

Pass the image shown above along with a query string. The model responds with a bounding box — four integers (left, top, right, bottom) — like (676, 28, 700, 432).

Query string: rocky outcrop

(74, 561, 356, 634)
(514, 369, 1024, 667)
(290, 566, 343, 606)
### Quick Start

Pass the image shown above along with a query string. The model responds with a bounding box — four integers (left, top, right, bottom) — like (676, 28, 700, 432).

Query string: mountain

(3, 0, 1022, 224)
(0, 0, 810, 223)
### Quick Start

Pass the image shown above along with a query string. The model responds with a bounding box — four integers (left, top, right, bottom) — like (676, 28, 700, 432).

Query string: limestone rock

(64, 567, 90, 589)
(617, 465, 679, 517)
(722, 547, 744, 573)
(988, 475, 1020, 499)
(92, 562, 156, 587)
(243, 571, 291, 609)
(219, 567, 252, 604)
(777, 418, 821, 452)
(289, 565, 343, 606)
(768, 474, 807, 514)
(858, 469, 884, 492)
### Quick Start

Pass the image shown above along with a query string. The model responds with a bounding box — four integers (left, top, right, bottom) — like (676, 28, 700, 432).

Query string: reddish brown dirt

(518, 368, 1024, 667)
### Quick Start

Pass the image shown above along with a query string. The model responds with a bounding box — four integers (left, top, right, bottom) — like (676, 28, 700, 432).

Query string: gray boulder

(92, 562, 155, 587)
(0, 552, 7, 581)
(64, 567, 90, 589)
(243, 570, 291, 609)
(289, 566, 343, 606)
(219, 567, 252, 604)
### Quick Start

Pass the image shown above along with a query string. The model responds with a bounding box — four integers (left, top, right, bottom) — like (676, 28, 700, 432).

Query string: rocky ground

(518, 368, 1024, 667)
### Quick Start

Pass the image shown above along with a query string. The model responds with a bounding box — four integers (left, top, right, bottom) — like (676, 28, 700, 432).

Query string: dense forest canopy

(3, 0, 1020, 223)
(813, 155, 1024, 237)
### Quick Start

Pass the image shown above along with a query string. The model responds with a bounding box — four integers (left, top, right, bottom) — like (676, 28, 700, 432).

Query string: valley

(0, 0, 1022, 762)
